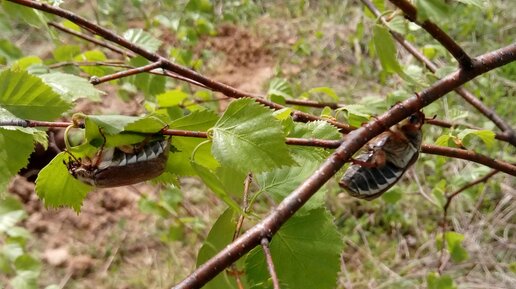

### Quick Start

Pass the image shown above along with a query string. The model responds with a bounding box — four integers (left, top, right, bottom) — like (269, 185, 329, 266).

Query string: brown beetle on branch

(340, 111, 425, 200)
(63, 127, 171, 188)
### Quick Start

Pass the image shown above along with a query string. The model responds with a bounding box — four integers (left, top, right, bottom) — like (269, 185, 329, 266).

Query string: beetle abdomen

(340, 159, 404, 200)
(94, 138, 170, 188)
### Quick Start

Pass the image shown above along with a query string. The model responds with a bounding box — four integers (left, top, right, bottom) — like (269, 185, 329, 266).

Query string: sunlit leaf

(196, 208, 240, 289)
(445, 232, 469, 263)
(267, 78, 293, 100)
(426, 272, 457, 289)
(0, 129, 34, 197)
(212, 98, 295, 173)
(35, 152, 91, 212)
(123, 29, 162, 53)
(246, 209, 342, 289)
(39, 72, 103, 102)
(0, 69, 71, 120)
(415, 0, 452, 22)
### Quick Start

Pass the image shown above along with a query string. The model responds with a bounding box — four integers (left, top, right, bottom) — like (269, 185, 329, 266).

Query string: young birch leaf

(0, 197, 26, 232)
(85, 115, 144, 135)
(415, 0, 452, 22)
(245, 208, 342, 289)
(0, 129, 34, 197)
(373, 25, 402, 74)
(38, 72, 103, 102)
(267, 78, 293, 99)
(123, 29, 162, 53)
(256, 161, 326, 214)
(74, 50, 109, 76)
(288, 121, 340, 161)
(457, 129, 495, 148)
(0, 69, 71, 120)
(35, 152, 91, 212)
(196, 208, 241, 289)
(426, 272, 457, 289)
(191, 162, 242, 213)
(167, 110, 219, 175)
(212, 98, 295, 173)
(445, 232, 469, 263)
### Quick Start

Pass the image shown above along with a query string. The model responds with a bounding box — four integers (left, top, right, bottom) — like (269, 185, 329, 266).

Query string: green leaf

(0, 196, 26, 232)
(457, 129, 495, 149)
(167, 110, 219, 175)
(157, 89, 189, 107)
(196, 208, 240, 289)
(123, 29, 162, 53)
(185, 0, 214, 14)
(0, 39, 23, 64)
(14, 254, 41, 273)
(431, 179, 447, 208)
(74, 50, 109, 76)
(2, 2, 47, 28)
(0, 129, 34, 197)
(382, 187, 403, 204)
(456, 0, 484, 8)
(426, 272, 457, 289)
(85, 115, 144, 135)
(415, 0, 452, 22)
(35, 152, 92, 212)
(12, 56, 42, 71)
(39, 72, 103, 102)
(124, 114, 168, 133)
(128, 56, 166, 97)
(245, 209, 342, 289)
(435, 134, 454, 147)
(267, 78, 293, 100)
(52, 45, 81, 61)
(272, 107, 292, 120)
(373, 25, 402, 74)
(0, 69, 71, 120)
(288, 121, 340, 161)
(191, 162, 242, 213)
(11, 270, 39, 289)
(303, 86, 338, 101)
(445, 232, 469, 263)
(212, 98, 295, 173)
(256, 161, 326, 213)
(372, 25, 417, 84)
(339, 104, 371, 127)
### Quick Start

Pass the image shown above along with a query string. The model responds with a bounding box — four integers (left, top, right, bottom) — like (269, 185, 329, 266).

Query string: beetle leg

(92, 128, 108, 168)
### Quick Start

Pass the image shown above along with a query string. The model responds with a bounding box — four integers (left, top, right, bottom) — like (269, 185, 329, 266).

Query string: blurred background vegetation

(1, 0, 514, 288)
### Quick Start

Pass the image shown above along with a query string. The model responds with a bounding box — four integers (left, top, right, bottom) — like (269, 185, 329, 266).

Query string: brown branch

(261, 238, 281, 289)
(169, 44, 516, 289)
(421, 144, 515, 176)
(10, 0, 352, 132)
(89, 60, 163, 84)
(284, 98, 344, 109)
(438, 169, 499, 273)
(48, 21, 133, 57)
(361, 0, 516, 146)
(387, 0, 473, 68)
(48, 60, 130, 69)
(2, 119, 514, 175)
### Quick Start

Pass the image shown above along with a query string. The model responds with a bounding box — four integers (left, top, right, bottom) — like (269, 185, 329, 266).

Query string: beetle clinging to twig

(339, 111, 425, 200)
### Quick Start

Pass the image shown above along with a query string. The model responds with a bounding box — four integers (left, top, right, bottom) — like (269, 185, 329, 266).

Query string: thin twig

(228, 173, 253, 289)
(438, 169, 499, 273)
(48, 21, 133, 57)
(261, 238, 281, 289)
(49, 60, 130, 69)
(421, 144, 515, 176)
(360, 0, 516, 146)
(387, 0, 473, 68)
(89, 60, 163, 84)
(2, 120, 515, 175)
